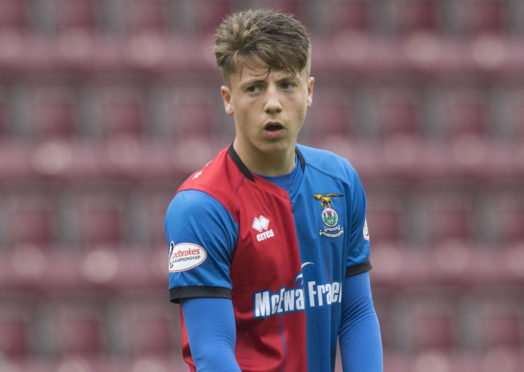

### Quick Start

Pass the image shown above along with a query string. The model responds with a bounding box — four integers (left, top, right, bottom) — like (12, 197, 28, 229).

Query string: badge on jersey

(314, 193, 344, 238)
(169, 242, 207, 272)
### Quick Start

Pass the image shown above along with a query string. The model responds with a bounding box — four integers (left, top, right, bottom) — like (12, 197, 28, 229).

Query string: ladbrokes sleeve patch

(169, 242, 207, 272)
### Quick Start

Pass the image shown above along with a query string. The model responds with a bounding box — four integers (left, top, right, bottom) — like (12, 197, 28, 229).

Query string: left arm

(339, 271, 383, 372)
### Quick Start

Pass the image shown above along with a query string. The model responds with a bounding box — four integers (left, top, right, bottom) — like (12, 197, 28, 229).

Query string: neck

(233, 140, 296, 176)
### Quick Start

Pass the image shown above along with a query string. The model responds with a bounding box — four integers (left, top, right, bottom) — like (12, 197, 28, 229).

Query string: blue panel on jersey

(165, 190, 239, 293)
(289, 144, 372, 372)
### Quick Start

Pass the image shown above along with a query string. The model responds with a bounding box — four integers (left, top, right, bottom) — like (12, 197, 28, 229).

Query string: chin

(258, 141, 293, 154)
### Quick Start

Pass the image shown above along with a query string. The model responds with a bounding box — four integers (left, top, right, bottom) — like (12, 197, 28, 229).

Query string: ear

(221, 85, 234, 116)
(307, 76, 314, 107)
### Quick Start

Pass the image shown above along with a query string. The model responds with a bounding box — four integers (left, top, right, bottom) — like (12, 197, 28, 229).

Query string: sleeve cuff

(345, 260, 372, 277)
(170, 286, 232, 303)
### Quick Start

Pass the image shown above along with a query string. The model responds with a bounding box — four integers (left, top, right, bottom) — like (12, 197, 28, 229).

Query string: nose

(264, 85, 282, 115)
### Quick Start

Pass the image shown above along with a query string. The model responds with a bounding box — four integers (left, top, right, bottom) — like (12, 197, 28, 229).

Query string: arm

(339, 272, 383, 372)
(181, 297, 241, 372)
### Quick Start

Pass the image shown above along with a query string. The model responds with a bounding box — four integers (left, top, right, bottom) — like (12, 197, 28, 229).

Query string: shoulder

(297, 144, 359, 184)
(176, 146, 244, 215)
(166, 190, 229, 223)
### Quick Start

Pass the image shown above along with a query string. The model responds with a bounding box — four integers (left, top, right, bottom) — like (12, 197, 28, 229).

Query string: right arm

(165, 190, 240, 370)
(181, 297, 241, 372)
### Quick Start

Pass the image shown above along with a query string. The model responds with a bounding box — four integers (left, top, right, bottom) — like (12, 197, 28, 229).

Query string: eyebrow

(240, 75, 299, 89)
(241, 79, 266, 87)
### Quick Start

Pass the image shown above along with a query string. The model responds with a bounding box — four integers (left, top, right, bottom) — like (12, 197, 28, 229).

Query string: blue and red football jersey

(165, 144, 371, 372)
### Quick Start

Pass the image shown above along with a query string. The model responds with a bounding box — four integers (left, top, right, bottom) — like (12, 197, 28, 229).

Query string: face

(220, 60, 314, 174)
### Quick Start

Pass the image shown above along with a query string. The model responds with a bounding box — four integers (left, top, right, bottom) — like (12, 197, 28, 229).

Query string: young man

(165, 9, 383, 372)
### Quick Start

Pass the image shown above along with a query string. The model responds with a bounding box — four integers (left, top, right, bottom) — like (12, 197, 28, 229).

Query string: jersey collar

(228, 144, 305, 182)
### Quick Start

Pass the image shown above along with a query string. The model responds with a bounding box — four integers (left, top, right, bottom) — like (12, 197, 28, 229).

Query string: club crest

(314, 193, 344, 238)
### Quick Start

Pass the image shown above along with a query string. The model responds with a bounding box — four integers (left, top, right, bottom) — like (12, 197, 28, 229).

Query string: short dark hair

(214, 9, 311, 83)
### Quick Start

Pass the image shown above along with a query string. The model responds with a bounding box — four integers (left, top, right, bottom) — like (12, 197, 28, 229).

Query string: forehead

(229, 58, 301, 85)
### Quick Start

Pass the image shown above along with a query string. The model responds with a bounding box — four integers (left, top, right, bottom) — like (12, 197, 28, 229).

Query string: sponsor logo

(253, 262, 342, 318)
(169, 242, 207, 272)
(314, 193, 344, 238)
(363, 218, 370, 241)
(252, 215, 275, 242)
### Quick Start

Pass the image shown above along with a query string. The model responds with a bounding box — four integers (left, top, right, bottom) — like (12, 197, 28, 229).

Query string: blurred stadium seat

(366, 192, 405, 244)
(445, 91, 490, 139)
(0, 0, 29, 33)
(505, 89, 524, 139)
(418, 191, 476, 245)
(167, 86, 219, 139)
(0, 91, 6, 139)
(392, 0, 439, 35)
(123, 0, 168, 35)
(463, 0, 508, 35)
(29, 86, 78, 140)
(53, 0, 99, 34)
(252, 0, 303, 21)
(402, 291, 460, 351)
(467, 290, 524, 351)
(112, 293, 180, 356)
(0, 294, 34, 358)
(76, 193, 126, 246)
(489, 193, 524, 244)
(99, 85, 146, 139)
(6, 194, 55, 247)
(316, 0, 371, 33)
(304, 87, 355, 140)
(173, 0, 231, 35)
(43, 294, 107, 356)
(375, 87, 422, 139)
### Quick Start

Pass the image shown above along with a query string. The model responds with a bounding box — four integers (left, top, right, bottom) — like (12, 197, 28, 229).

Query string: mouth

(264, 122, 284, 132)
(263, 122, 286, 139)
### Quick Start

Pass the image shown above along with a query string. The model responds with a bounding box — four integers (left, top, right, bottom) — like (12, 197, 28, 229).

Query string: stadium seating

(0, 0, 523, 369)
(321, 0, 371, 33)
(0, 0, 29, 33)
(97, 85, 146, 139)
(5, 194, 55, 247)
(53, 0, 99, 34)
(0, 293, 34, 358)
(303, 87, 355, 140)
(29, 86, 78, 140)
(366, 192, 406, 244)
(123, 0, 168, 35)
(43, 294, 107, 357)
(74, 193, 126, 247)
(0, 92, 6, 139)
(462, 0, 507, 35)
(374, 87, 422, 139)
(108, 291, 180, 356)
(167, 86, 219, 139)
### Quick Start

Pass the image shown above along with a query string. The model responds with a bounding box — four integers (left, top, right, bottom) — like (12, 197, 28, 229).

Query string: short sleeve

(164, 190, 239, 303)
(345, 166, 372, 277)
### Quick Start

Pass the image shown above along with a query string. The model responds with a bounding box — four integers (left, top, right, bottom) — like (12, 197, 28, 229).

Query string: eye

(280, 81, 297, 90)
(246, 84, 262, 94)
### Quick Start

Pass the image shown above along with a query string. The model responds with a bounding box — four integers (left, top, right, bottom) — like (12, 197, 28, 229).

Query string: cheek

(294, 98, 308, 122)
(233, 105, 253, 132)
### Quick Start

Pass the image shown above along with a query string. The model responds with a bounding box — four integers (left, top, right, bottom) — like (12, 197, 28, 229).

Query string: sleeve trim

(346, 261, 372, 277)
(169, 286, 232, 303)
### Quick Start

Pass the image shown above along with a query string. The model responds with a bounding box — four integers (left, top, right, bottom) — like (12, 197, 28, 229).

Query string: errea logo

(252, 215, 275, 242)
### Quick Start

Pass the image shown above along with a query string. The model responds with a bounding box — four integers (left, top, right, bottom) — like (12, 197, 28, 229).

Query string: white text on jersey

(253, 280, 343, 318)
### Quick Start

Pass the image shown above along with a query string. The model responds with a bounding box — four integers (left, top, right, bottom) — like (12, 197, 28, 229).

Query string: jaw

(232, 134, 297, 175)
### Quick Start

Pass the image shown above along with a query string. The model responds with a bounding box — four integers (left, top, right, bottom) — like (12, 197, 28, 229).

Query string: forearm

(339, 272, 383, 372)
(181, 297, 241, 372)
